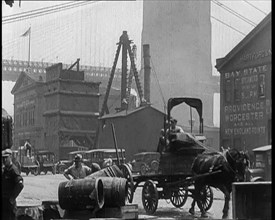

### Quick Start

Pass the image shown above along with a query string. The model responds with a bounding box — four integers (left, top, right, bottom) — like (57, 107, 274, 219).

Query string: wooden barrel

(101, 177, 128, 207)
(87, 164, 124, 178)
(58, 177, 104, 211)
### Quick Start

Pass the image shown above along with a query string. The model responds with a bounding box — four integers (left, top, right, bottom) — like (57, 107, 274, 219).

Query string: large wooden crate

(232, 181, 271, 220)
(95, 204, 138, 219)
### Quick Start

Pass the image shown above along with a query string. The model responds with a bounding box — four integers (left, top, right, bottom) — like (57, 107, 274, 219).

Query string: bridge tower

(141, 0, 219, 128)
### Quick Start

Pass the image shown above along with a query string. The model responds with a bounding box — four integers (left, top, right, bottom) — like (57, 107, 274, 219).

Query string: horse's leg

(189, 184, 197, 215)
(196, 194, 207, 218)
(191, 182, 207, 218)
(219, 185, 231, 219)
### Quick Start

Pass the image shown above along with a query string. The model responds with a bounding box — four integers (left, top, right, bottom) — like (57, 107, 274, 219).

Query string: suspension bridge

(2, 1, 271, 124)
(2, 58, 123, 88)
(2, 1, 270, 82)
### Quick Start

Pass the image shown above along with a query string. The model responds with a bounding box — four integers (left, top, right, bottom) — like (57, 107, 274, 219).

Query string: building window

(258, 74, 265, 98)
(213, 93, 220, 127)
(268, 119, 271, 144)
(19, 114, 22, 127)
(21, 113, 24, 127)
(27, 111, 30, 126)
(23, 112, 27, 126)
(16, 115, 20, 127)
(234, 78, 241, 101)
(31, 109, 35, 125)
(224, 79, 232, 103)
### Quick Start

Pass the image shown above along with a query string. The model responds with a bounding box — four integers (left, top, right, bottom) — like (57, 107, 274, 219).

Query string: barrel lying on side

(58, 177, 104, 210)
(85, 165, 128, 208)
(87, 164, 124, 178)
(100, 177, 128, 207)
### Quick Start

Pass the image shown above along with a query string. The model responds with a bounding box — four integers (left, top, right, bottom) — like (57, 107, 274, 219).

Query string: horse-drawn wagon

(125, 97, 249, 219)
(125, 97, 213, 214)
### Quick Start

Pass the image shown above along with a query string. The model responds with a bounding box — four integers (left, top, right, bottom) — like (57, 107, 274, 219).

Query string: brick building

(216, 13, 271, 154)
(11, 63, 100, 160)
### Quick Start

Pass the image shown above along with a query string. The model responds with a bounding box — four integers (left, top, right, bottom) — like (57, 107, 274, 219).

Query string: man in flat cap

(2, 149, 24, 220)
(64, 154, 96, 180)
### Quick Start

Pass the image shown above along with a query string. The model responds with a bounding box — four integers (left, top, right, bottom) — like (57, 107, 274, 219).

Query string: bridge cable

(3, 2, 77, 19)
(211, 16, 246, 36)
(243, 0, 268, 15)
(212, 0, 257, 27)
(2, 1, 100, 24)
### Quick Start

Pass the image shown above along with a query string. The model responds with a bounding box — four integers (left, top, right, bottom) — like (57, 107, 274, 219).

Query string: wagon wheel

(142, 180, 159, 214)
(200, 185, 213, 211)
(170, 187, 188, 208)
(120, 164, 134, 204)
(58, 165, 66, 174)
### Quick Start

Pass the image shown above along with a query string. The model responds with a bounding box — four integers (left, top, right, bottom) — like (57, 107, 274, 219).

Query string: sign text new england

(223, 63, 271, 136)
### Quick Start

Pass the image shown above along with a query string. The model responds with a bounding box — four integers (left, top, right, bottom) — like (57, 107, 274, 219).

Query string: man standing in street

(2, 148, 24, 220)
(64, 154, 98, 180)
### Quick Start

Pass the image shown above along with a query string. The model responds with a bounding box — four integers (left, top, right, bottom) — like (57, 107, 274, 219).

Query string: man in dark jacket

(2, 149, 24, 220)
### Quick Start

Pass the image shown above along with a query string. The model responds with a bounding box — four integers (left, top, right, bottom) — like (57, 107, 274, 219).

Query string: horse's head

(225, 148, 250, 182)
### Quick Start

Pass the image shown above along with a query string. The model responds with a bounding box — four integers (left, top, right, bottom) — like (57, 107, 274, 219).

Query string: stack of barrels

(56, 165, 128, 219)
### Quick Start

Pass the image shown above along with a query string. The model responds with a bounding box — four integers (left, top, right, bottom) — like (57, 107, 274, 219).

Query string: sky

(2, 0, 272, 124)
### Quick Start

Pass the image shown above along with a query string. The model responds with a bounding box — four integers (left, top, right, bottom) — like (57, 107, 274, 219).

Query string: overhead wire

(3, 1, 269, 67)
(3, 0, 94, 63)
(2, 1, 100, 25)
(2, 1, 96, 23)
(212, 0, 257, 27)
(211, 16, 246, 36)
(243, 0, 268, 16)
(3, 2, 76, 19)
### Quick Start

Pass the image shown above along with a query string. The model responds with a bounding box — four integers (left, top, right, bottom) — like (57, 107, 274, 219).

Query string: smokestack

(143, 44, 151, 103)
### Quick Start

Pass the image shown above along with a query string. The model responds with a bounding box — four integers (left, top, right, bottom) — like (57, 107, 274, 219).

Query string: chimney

(143, 44, 151, 103)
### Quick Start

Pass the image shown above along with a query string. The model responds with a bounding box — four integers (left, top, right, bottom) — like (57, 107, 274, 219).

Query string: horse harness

(222, 150, 240, 176)
(207, 150, 237, 175)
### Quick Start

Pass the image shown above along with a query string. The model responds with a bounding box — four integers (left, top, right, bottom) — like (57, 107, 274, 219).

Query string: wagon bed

(121, 97, 214, 214)
(125, 149, 217, 215)
(128, 167, 217, 215)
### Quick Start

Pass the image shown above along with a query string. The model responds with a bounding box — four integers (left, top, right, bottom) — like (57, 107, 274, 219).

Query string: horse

(188, 148, 249, 219)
